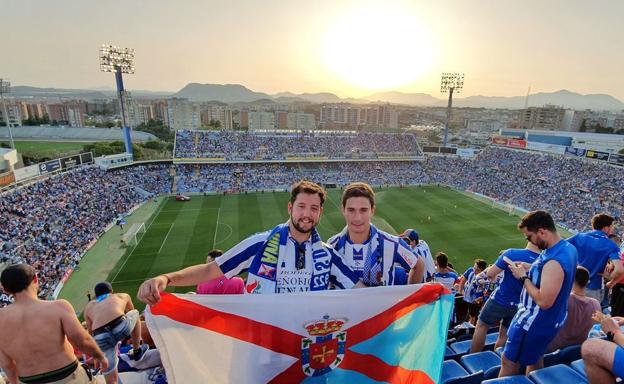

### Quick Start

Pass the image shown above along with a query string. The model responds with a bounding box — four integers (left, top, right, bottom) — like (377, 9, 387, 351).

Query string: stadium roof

(0, 126, 157, 142)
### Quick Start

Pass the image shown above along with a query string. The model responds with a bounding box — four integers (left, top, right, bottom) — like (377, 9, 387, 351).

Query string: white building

(249, 111, 275, 131)
(167, 98, 200, 130)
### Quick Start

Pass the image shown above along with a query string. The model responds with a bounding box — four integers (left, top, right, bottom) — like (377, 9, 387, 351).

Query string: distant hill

(10, 84, 624, 111)
(174, 83, 271, 102)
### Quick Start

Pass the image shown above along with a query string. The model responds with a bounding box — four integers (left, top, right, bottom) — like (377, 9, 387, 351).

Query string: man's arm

(486, 264, 504, 281)
(509, 260, 563, 309)
(606, 257, 624, 289)
(137, 262, 224, 305)
(0, 347, 18, 384)
(122, 293, 135, 313)
(58, 300, 108, 372)
(407, 258, 425, 284)
(83, 303, 93, 334)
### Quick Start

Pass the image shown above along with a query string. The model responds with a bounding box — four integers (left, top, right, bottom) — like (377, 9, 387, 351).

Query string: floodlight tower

(99, 45, 135, 155)
(0, 79, 15, 149)
(440, 73, 464, 147)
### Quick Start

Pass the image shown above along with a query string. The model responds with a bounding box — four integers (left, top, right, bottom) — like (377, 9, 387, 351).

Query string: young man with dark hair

(432, 252, 458, 291)
(0, 264, 107, 384)
(84, 281, 147, 384)
(138, 180, 363, 304)
(499, 210, 577, 377)
(327, 182, 424, 286)
(401, 229, 435, 282)
(470, 243, 540, 353)
(196, 249, 245, 294)
(547, 266, 600, 352)
(568, 213, 623, 301)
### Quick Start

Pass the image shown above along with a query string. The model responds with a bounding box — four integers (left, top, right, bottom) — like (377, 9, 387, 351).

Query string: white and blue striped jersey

(327, 230, 419, 286)
(415, 240, 435, 281)
(216, 230, 359, 293)
(512, 240, 578, 332)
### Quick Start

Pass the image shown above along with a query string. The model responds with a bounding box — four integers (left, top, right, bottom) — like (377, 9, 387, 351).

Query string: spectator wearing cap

(83, 281, 147, 384)
(401, 229, 435, 283)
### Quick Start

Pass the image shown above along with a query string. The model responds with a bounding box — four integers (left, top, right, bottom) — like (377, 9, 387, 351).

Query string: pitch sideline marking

(214, 222, 233, 247)
(157, 223, 175, 254)
(212, 208, 221, 248)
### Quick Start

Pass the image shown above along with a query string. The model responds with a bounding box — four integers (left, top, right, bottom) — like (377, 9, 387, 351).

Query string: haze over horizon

(3, 0, 623, 100)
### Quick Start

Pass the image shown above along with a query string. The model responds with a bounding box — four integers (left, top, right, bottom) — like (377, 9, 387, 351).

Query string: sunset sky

(3, 0, 623, 99)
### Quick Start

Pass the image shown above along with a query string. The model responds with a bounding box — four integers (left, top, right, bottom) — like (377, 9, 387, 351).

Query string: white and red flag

(145, 284, 453, 383)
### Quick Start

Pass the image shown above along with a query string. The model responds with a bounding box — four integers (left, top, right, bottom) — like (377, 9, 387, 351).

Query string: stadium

(1, 127, 624, 383)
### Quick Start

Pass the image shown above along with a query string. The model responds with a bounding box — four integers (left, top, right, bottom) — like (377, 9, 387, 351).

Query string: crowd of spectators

(1, 144, 623, 302)
(174, 130, 422, 160)
(0, 164, 172, 300)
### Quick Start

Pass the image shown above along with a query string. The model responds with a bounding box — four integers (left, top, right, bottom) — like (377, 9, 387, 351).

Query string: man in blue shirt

(470, 243, 540, 353)
(138, 181, 364, 304)
(499, 211, 577, 377)
(568, 214, 622, 301)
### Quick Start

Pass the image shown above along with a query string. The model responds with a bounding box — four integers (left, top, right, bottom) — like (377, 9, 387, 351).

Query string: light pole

(440, 73, 464, 147)
(99, 45, 135, 155)
(0, 79, 15, 149)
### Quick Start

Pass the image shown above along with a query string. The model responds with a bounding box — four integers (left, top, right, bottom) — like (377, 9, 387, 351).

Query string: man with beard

(138, 181, 363, 304)
(498, 210, 577, 377)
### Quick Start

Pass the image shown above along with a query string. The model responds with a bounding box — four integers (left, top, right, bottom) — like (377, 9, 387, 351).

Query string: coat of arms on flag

(301, 315, 347, 376)
(146, 284, 453, 384)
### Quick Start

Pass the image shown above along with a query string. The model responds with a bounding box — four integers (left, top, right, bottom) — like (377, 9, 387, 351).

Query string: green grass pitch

(98, 185, 534, 311)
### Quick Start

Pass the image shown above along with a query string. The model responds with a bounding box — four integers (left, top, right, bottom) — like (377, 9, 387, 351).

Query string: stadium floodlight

(99, 44, 135, 155)
(0, 79, 15, 149)
(440, 73, 464, 148)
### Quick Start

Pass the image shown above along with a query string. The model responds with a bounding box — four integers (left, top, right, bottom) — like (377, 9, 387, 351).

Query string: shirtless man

(83, 282, 146, 384)
(0, 264, 107, 384)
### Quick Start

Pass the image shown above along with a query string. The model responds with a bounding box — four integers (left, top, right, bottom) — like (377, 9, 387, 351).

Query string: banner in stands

(14, 164, 40, 182)
(565, 147, 586, 157)
(526, 141, 566, 155)
(38, 159, 61, 175)
(585, 150, 610, 161)
(608, 153, 624, 166)
(422, 146, 440, 153)
(507, 139, 527, 148)
(60, 154, 82, 170)
(146, 285, 453, 384)
(491, 136, 509, 146)
(456, 148, 477, 158)
(0, 171, 15, 187)
(80, 152, 94, 164)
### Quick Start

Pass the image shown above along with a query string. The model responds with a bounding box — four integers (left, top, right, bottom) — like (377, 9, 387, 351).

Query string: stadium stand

(173, 130, 423, 160)
(0, 126, 157, 141)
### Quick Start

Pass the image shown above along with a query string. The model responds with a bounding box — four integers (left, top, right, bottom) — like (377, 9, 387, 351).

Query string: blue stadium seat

(483, 365, 502, 380)
(487, 327, 500, 334)
(482, 376, 533, 384)
(485, 332, 500, 349)
(570, 359, 586, 377)
(442, 360, 470, 383)
(528, 364, 588, 384)
(460, 351, 501, 374)
(445, 345, 455, 357)
(450, 340, 473, 355)
(543, 350, 560, 367)
(443, 371, 484, 384)
(558, 345, 582, 365)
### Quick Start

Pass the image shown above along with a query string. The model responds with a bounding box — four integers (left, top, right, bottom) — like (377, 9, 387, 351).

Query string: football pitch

(93, 185, 536, 311)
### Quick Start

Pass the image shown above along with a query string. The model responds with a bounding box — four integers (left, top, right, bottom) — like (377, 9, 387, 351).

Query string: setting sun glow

(322, 6, 435, 92)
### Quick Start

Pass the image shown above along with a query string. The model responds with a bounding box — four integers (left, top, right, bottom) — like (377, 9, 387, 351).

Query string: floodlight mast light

(99, 44, 135, 155)
(440, 73, 464, 147)
(0, 79, 15, 149)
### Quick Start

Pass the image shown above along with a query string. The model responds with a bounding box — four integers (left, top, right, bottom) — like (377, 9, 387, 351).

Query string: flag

(145, 284, 453, 384)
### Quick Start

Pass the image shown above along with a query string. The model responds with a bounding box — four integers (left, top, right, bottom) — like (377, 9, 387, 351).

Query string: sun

(322, 6, 435, 92)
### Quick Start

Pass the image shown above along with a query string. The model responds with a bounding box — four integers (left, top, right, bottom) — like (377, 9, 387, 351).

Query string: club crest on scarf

(301, 315, 347, 376)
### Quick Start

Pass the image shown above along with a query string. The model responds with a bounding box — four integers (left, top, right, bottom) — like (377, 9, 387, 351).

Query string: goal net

(121, 222, 146, 247)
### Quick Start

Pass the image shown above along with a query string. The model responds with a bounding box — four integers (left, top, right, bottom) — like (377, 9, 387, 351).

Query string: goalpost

(121, 223, 146, 247)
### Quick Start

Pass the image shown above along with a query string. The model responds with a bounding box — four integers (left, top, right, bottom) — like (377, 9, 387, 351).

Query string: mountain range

(10, 84, 624, 111)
